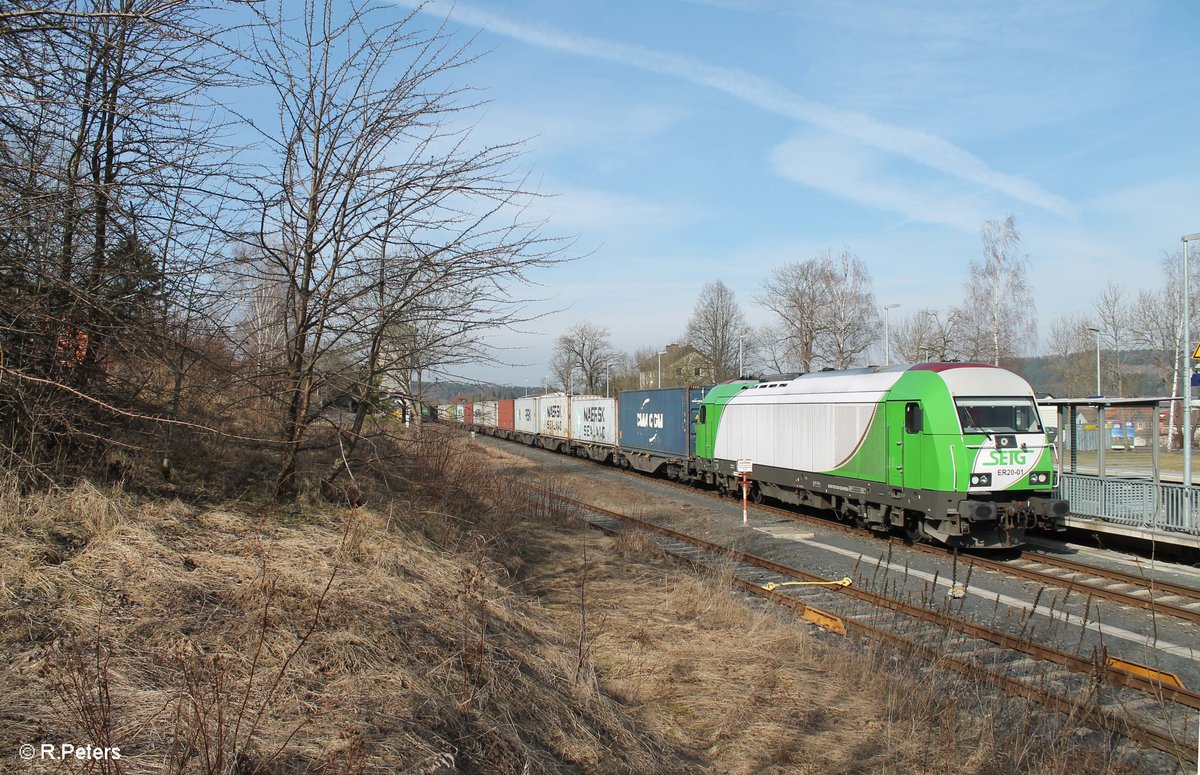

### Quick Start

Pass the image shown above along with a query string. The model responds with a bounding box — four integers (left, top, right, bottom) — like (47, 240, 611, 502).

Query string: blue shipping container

(617, 386, 711, 457)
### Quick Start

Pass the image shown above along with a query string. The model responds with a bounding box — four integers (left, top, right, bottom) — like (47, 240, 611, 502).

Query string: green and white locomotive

(695, 363, 1068, 549)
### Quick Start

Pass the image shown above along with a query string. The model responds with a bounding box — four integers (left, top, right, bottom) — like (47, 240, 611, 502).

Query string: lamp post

(1182, 233, 1200, 488)
(657, 350, 667, 388)
(883, 303, 900, 366)
(738, 334, 744, 379)
(606, 362, 616, 398)
(1086, 326, 1102, 397)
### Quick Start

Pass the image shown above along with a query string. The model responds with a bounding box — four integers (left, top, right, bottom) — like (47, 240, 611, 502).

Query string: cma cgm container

(618, 386, 711, 472)
(539, 394, 570, 443)
(514, 397, 539, 436)
(497, 399, 515, 433)
(570, 396, 616, 446)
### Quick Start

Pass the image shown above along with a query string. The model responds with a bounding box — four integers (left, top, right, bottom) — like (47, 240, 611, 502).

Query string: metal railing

(1057, 474, 1200, 534)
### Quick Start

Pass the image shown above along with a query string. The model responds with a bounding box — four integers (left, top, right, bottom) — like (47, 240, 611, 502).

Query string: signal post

(737, 458, 753, 526)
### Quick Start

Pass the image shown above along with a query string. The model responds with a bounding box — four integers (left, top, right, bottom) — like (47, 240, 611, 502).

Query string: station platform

(1060, 515, 1200, 559)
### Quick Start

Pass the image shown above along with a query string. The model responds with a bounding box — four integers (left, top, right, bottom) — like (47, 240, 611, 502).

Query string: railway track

(615, 458, 1200, 627)
(467, 424, 1200, 628)
(521, 481, 1199, 766)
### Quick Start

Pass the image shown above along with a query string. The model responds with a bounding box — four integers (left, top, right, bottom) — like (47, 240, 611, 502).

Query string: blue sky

(395, 0, 1199, 387)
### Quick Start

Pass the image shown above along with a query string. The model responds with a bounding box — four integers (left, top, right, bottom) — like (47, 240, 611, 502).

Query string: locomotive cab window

(698, 405, 707, 423)
(955, 397, 1043, 434)
(904, 402, 923, 434)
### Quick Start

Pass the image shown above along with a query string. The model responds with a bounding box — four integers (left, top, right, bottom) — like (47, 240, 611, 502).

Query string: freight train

(442, 363, 1069, 549)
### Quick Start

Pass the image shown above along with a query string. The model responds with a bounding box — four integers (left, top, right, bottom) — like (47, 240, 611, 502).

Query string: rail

(522, 482, 1199, 764)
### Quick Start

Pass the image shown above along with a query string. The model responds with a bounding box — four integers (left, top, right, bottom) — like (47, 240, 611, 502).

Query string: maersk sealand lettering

(635, 412, 664, 429)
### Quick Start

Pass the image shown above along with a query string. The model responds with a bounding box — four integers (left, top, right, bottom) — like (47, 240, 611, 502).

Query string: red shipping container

(462, 402, 474, 424)
(498, 399, 515, 431)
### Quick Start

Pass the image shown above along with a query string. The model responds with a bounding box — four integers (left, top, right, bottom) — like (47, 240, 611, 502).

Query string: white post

(657, 350, 666, 388)
(738, 334, 744, 378)
(1087, 326, 1102, 396)
(884, 303, 900, 365)
(741, 473, 749, 526)
(1183, 233, 1199, 488)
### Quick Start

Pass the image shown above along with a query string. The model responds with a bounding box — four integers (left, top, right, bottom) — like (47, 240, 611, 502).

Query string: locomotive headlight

(969, 473, 992, 487)
(1028, 472, 1050, 485)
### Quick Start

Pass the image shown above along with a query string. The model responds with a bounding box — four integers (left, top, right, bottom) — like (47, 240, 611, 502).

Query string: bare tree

(953, 216, 1036, 365)
(750, 323, 793, 375)
(1093, 282, 1130, 397)
(243, 0, 560, 498)
(1045, 314, 1096, 398)
(818, 251, 878, 368)
(757, 249, 878, 371)
(684, 280, 749, 381)
(893, 309, 957, 363)
(757, 259, 825, 371)
(551, 321, 616, 393)
(1129, 250, 1193, 447)
(0, 0, 234, 476)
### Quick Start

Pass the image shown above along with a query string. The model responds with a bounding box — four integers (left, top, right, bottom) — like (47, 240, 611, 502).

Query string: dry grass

(0, 431, 1159, 773)
(0, 436, 693, 773)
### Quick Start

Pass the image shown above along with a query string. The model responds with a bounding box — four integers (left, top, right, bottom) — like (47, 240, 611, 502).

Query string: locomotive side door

(885, 402, 906, 489)
(886, 401, 924, 490)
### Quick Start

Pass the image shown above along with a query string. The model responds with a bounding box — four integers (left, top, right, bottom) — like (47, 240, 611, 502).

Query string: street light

(1086, 326, 1102, 397)
(657, 350, 667, 388)
(738, 334, 744, 379)
(606, 362, 617, 398)
(883, 303, 900, 366)
(1182, 232, 1200, 488)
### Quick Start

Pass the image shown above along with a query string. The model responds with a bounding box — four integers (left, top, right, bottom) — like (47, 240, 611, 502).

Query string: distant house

(636, 343, 710, 388)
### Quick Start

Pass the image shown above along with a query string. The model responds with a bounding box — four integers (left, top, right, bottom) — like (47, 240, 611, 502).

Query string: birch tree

(953, 216, 1036, 365)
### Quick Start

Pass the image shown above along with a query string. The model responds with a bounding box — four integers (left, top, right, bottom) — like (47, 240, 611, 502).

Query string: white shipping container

(514, 397, 539, 434)
(476, 401, 498, 428)
(570, 396, 616, 446)
(540, 393, 569, 439)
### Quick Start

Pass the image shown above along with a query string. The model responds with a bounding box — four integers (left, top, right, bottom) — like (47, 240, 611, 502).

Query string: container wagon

(616, 386, 711, 477)
(569, 396, 617, 462)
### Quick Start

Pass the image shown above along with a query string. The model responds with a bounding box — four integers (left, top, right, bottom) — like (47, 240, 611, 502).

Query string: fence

(1057, 474, 1200, 534)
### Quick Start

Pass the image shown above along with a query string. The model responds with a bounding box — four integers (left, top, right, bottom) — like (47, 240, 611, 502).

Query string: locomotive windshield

(955, 397, 1043, 434)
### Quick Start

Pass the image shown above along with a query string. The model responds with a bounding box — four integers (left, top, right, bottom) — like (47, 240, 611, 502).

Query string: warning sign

(736, 458, 753, 473)
(1193, 341, 1200, 360)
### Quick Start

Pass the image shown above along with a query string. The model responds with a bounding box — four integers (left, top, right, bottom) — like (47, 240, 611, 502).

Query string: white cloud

(398, 0, 1072, 216)
(519, 185, 703, 232)
(770, 133, 987, 229)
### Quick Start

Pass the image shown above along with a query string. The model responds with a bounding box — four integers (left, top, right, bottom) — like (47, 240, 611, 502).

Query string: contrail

(399, 0, 1072, 216)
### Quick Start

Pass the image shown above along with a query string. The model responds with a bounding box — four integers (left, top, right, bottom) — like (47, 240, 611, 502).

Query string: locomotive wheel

(750, 484, 764, 504)
(904, 513, 924, 543)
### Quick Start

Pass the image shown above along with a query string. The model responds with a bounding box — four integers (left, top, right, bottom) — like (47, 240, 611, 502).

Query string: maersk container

(497, 399, 515, 431)
(514, 397, 539, 434)
(475, 401, 497, 428)
(617, 386, 711, 457)
(540, 393, 569, 439)
(570, 396, 616, 446)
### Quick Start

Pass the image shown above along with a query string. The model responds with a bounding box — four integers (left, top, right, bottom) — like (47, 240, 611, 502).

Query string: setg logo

(986, 449, 1028, 467)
